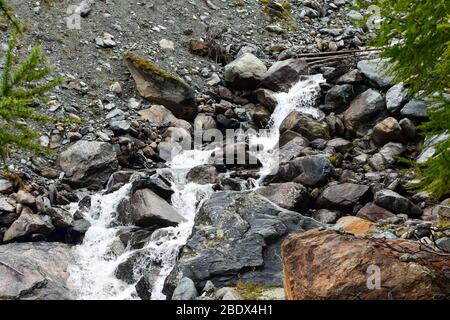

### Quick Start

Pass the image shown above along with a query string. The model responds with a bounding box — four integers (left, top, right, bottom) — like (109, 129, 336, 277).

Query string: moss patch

(124, 53, 181, 82)
(235, 282, 281, 300)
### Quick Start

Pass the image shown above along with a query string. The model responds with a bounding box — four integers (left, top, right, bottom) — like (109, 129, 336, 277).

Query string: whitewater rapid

(67, 74, 325, 300)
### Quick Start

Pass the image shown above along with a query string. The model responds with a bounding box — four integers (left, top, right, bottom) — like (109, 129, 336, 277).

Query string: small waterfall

(68, 74, 325, 300)
(251, 74, 325, 184)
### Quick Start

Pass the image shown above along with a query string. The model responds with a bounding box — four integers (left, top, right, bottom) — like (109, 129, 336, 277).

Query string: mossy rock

(124, 54, 197, 121)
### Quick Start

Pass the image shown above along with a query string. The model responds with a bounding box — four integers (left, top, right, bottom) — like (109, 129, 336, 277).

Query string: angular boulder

(282, 230, 450, 299)
(3, 211, 54, 242)
(125, 54, 197, 120)
(371, 117, 403, 146)
(0, 242, 74, 300)
(343, 89, 387, 134)
(357, 59, 394, 88)
(386, 83, 408, 113)
(262, 58, 309, 92)
(356, 202, 396, 222)
(224, 53, 267, 89)
(59, 141, 118, 190)
(280, 112, 330, 141)
(163, 191, 322, 296)
(186, 165, 219, 185)
(273, 155, 335, 187)
(374, 189, 422, 217)
(256, 182, 310, 212)
(316, 183, 370, 212)
(117, 188, 185, 228)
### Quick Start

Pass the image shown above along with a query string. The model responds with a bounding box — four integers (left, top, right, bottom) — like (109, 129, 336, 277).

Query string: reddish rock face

(282, 230, 450, 300)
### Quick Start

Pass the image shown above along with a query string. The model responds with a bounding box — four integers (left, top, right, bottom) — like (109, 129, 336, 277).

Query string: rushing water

(68, 74, 325, 300)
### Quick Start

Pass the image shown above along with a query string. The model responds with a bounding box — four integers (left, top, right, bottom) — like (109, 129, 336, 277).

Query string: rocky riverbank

(0, 0, 449, 300)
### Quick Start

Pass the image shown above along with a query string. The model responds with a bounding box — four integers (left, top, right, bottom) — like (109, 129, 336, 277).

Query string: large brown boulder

(125, 54, 197, 120)
(282, 230, 450, 300)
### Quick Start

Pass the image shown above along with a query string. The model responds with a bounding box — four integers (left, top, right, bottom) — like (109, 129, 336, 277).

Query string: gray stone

(357, 59, 394, 87)
(256, 182, 310, 212)
(3, 211, 54, 242)
(172, 277, 198, 300)
(312, 209, 339, 224)
(401, 100, 429, 119)
(386, 83, 408, 113)
(261, 58, 309, 92)
(436, 237, 450, 253)
(186, 165, 219, 185)
(317, 183, 370, 211)
(0, 179, 13, 194)
(336, 69, 363, 84)
(273, 155, 335, 187)
(0, 242, 73, 299)
(280, 112, 330, 141)
(374, 189, 422, 217)
(399, 118, 416, 139)
(59, 141, 118, 190)
(224, 53, 267, 89)
(118, 188, 185, 228)
(324, 84, 354, 110)
(327, 138, 352, 154)
(125, 54, 197, 120)
(372, 117, 403, 146)
(343, 89, 387, 134)
(163, 191, 322, 296)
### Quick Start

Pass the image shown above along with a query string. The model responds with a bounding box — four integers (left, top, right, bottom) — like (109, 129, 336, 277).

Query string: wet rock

(282, 230, 450, 299)
(386, 83, 408, 113)
(316, 183, 370, 211)
(0, 242, 74, 299)
(372, 117, 403, 146)
(357, 59, 394, 88)
(118, 188, 185, 228)
(172, 277, 198, 300)
(125, 54, 197, 120)
(343, 89, 387, 134)
(261, 59, 309, 92)
(374, 189, 422, 217)
(3, 211, 54, 242)
(356, 203, 396, 222)
(256, 182, 310, 212)
(280, 112, 330, 141)
(224, 53, 267, 89)
(163, 191, 322, 296)
(273, 155, 334, 187)
(59, 141, 118, 190)
(186, 165, 219, 185)
(278, 136, 309, 163)
(131, 171, 174, 202)
(400, 100, 429, 119)
(335, 216, 375, 236)
(255, 88, 277, 111)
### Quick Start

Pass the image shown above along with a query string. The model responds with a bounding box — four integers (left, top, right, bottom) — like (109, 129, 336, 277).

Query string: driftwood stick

(305, 54, 353, 63)
(307, 55, 354, 66)
(298, 48, 382, 59)
(0, 260, 24, 276)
